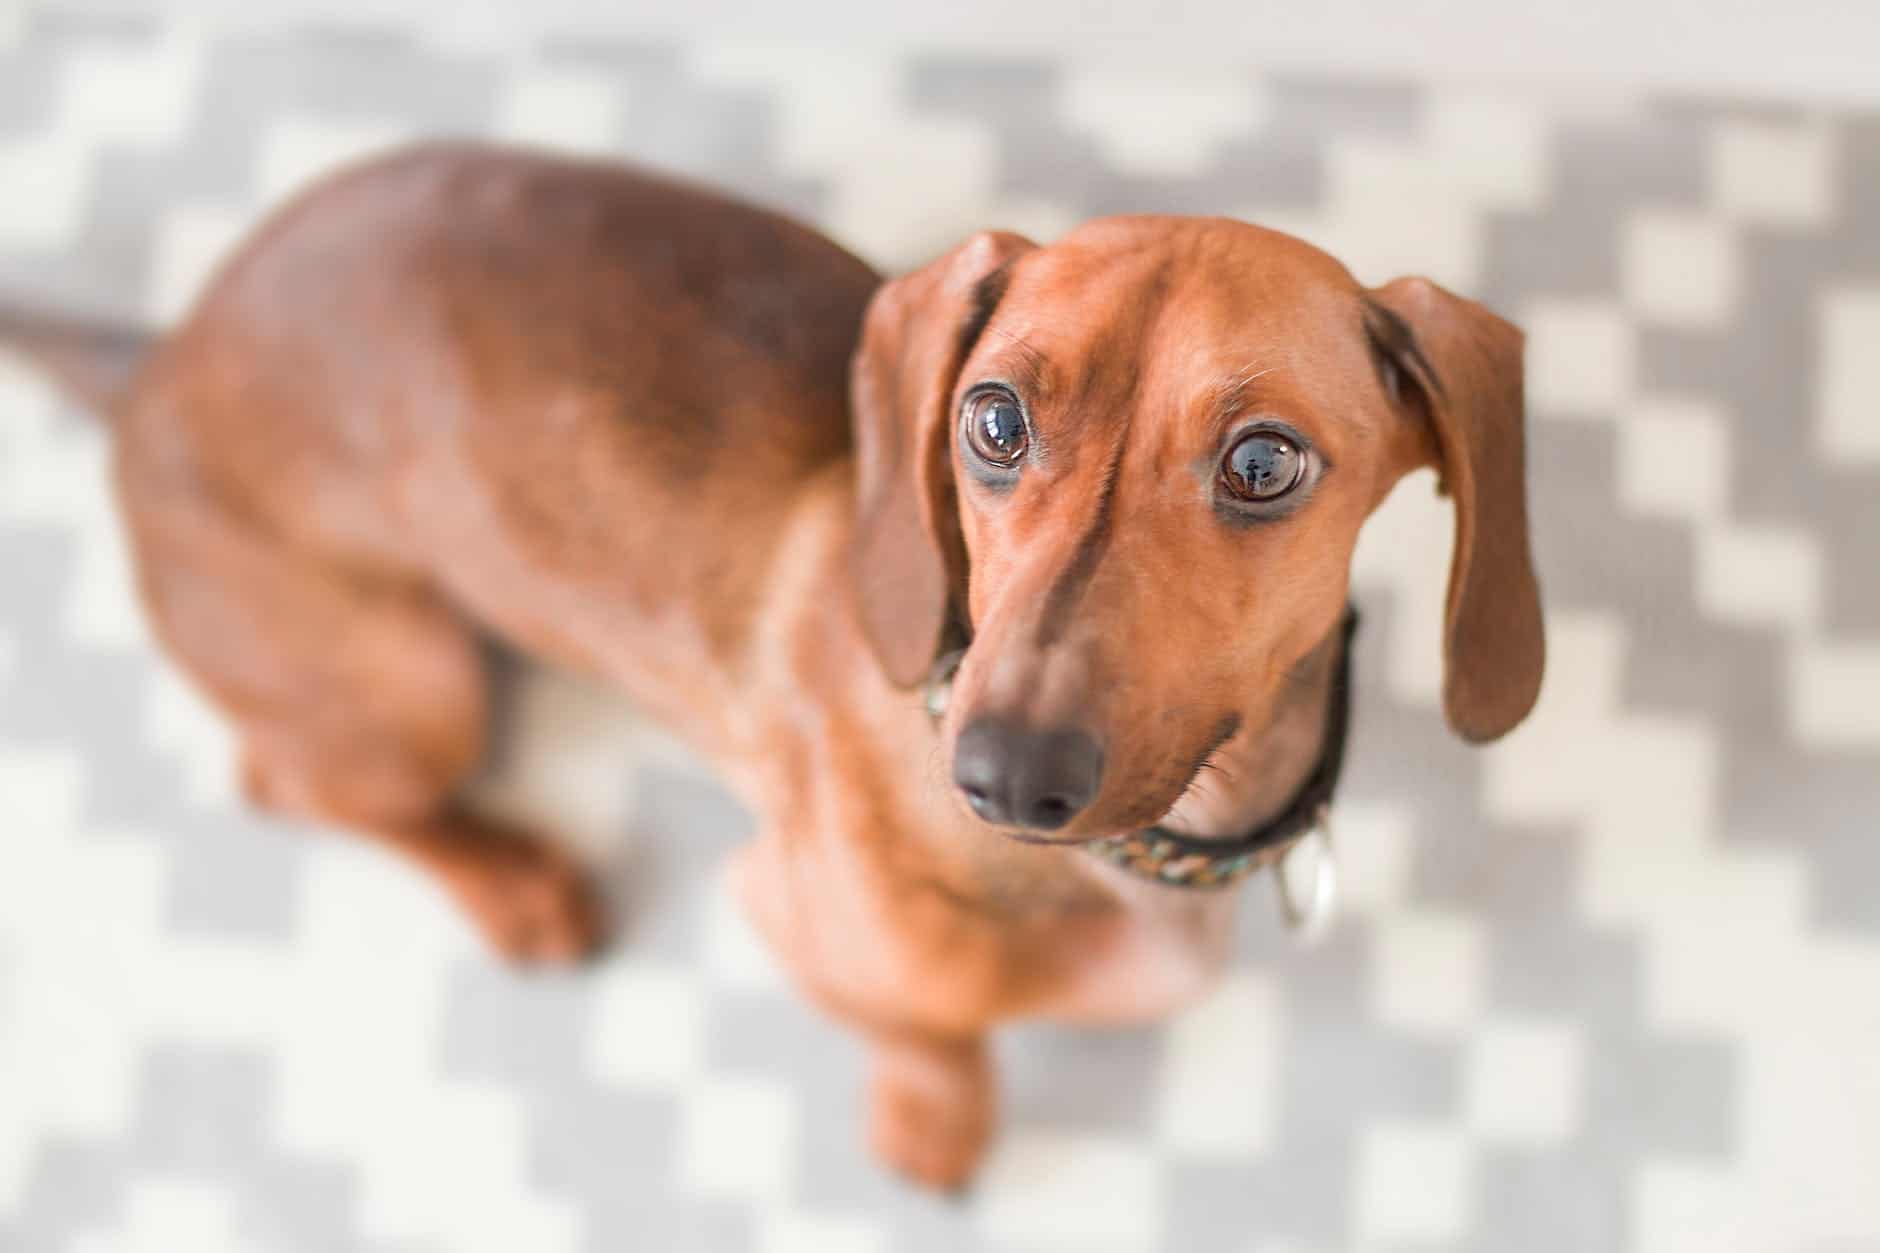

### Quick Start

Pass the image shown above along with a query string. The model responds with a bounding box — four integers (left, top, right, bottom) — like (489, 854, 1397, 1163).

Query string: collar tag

(1272, 806, 1339, 943)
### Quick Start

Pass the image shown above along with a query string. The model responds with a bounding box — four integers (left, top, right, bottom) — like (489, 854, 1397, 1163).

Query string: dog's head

(851, 218, 1542, 840)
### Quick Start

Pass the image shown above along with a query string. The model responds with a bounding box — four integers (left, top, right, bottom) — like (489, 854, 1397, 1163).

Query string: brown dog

(0, 142, 1541, 1188)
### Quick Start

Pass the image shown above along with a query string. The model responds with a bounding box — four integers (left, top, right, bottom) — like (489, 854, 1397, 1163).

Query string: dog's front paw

(445, 819, 608, 965)
(867, 1035, 994, 1192)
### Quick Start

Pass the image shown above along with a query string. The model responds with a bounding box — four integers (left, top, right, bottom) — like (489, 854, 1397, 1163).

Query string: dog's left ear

(850, 230, 1035, 687)
(1367, 276, 1544, 742)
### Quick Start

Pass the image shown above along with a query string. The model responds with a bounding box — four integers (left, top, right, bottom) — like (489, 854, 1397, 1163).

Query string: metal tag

(1272, 807, 1339, 943)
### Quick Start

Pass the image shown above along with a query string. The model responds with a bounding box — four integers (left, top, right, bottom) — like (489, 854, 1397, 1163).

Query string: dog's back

(0, 143, 906, 964)
(111, 142, 881, 677)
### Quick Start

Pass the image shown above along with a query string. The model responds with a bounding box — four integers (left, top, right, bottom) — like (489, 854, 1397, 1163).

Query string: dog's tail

(0, 300, 154, 420)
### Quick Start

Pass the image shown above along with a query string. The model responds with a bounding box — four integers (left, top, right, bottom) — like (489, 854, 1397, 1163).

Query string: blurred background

(2, 3, 1878, 1251)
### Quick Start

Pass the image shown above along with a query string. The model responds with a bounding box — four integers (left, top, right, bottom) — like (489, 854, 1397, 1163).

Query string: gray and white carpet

(2, 12, 1878, 1253)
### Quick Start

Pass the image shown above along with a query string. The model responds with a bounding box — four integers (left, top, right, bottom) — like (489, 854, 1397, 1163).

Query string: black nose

(952, 716, 1104, 831)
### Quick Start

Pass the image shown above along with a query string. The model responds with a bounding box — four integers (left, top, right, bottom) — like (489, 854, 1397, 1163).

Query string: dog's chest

(1028, 865, 1243, 1024)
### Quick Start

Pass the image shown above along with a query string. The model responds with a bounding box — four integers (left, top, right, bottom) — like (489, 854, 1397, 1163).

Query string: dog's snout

(952, 717, 1104, 832)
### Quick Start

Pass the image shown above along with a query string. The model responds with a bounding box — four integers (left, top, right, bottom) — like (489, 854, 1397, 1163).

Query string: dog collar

(926, 609, 1358, 913)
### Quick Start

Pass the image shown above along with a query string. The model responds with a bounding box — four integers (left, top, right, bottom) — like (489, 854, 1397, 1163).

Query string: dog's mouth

(1141, 714, 1245, 832)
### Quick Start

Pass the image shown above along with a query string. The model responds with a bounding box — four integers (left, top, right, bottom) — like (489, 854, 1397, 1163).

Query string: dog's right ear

(851, 230, 1034, 687)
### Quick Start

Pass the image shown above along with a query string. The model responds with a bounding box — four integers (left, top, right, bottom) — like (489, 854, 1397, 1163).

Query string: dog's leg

(731, 840, 1000, 1187)
(865, 1029, 995, 1191)
(123, 490, 604, 963)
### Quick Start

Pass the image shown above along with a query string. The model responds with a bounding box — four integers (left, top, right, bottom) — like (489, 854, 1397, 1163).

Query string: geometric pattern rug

(3, 10, 1878, 1251)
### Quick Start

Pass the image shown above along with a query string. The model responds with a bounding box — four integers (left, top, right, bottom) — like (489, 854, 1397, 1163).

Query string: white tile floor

(2, 14, 1878, 1252)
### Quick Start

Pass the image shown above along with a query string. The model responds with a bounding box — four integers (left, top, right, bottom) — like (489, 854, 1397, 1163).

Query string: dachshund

(0, 142, 1542, 1188)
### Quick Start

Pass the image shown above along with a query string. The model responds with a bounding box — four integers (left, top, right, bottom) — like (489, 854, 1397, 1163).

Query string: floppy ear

(1367, 276, 1544, 742)
(851, 230, 1035, 687)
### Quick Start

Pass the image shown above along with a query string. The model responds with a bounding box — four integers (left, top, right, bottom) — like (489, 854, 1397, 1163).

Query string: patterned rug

(3, 11, 1877, 1252)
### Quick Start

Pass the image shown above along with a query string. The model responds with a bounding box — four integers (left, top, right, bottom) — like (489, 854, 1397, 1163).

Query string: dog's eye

(963, 387, 1030, 468)
(1221, 431, 1304, 501)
